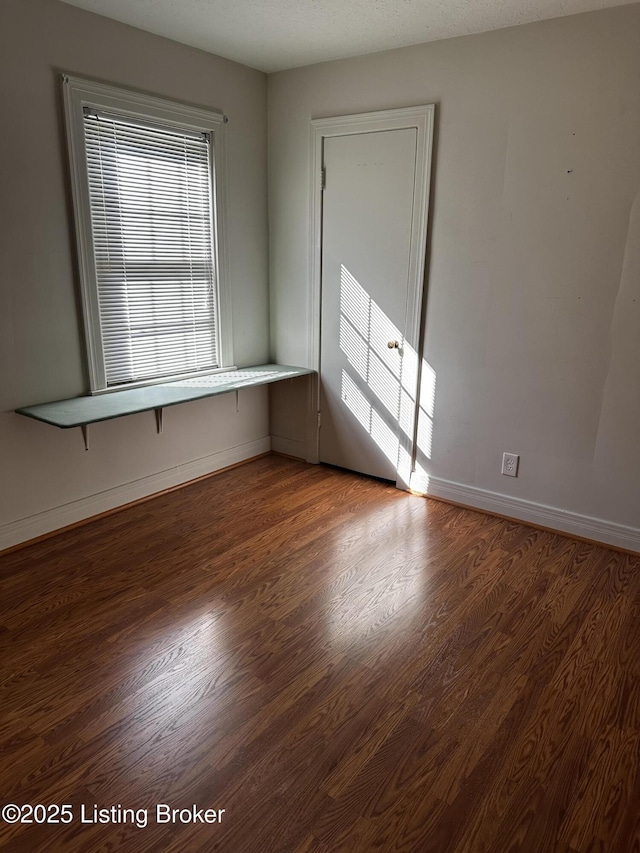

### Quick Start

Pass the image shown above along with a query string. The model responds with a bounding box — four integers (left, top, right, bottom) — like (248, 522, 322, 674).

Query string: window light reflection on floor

(323, 500, 427, 645)
(129, 611, 224, 714)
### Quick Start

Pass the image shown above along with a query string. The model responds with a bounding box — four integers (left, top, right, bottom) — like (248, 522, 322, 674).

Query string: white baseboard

(0, 437, 271, 551)
(425, 476, 640, 553)
(271, 435, 307, 460)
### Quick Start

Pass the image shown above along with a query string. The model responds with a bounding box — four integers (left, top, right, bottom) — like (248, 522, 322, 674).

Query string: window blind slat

(84, 111, 218, 387)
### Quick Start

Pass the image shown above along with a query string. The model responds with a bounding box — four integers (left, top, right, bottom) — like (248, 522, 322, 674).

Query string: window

(63, 76, 232, 392)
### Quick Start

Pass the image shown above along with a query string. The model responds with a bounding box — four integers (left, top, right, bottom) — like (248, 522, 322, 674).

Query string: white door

(319, 127, 422, 482)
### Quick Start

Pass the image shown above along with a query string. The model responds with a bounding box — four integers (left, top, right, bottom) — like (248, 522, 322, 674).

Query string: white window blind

(83, 108, 219, 387)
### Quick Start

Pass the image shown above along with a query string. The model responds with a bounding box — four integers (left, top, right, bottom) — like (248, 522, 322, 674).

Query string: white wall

(268, 4, 640, 550)
(0, 0, 270, 549)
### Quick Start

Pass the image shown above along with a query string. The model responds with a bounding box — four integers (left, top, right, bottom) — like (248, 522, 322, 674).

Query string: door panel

(319, 128, 418, 480)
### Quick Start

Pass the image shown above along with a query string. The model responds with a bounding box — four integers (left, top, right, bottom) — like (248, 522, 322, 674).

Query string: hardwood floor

(1, 454, 639, 852)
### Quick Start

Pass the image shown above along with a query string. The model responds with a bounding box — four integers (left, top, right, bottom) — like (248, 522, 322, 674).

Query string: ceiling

(58, 0, 636, 73)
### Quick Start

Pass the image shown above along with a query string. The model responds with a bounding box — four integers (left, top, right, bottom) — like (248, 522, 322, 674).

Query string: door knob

(387, 340, 400, 349)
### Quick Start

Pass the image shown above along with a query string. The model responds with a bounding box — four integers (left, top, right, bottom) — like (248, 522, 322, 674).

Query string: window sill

(16, 364, 314, 448)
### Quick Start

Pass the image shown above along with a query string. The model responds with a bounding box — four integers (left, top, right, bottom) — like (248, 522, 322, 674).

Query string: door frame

(307, 105, 435, 486)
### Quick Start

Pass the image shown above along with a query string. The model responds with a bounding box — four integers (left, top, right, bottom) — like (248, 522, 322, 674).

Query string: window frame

(62, 74, 233, 393)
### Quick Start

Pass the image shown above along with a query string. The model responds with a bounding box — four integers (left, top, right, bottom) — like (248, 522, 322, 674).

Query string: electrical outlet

(502, 452, 519, 477)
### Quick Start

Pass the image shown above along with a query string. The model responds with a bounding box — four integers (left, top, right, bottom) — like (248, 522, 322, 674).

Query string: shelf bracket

(81, 424, 89, 451)
(155, 407, 163, 434)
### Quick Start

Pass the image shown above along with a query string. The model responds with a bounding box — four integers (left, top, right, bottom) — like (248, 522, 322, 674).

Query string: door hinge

(317, 411, 322, 428)
(320, 166, 326, 190)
